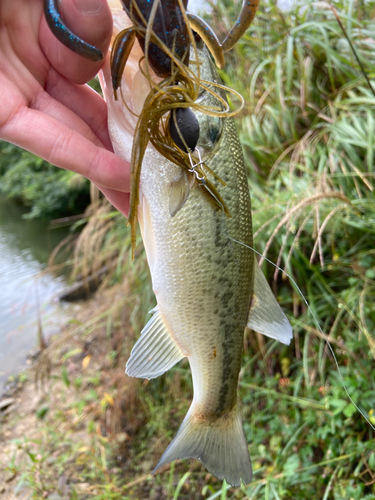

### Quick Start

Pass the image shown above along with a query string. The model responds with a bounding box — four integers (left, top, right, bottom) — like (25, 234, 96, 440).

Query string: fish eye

(208, 121, 221, 145)
(194, 112, 223, 154)
(168, 106, 223, 156)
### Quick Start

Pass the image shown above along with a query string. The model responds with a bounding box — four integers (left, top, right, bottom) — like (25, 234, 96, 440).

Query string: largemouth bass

(100, 4, 292, 486)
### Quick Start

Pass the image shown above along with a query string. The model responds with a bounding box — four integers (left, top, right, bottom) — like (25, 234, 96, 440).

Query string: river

(0, 197, 71, 390)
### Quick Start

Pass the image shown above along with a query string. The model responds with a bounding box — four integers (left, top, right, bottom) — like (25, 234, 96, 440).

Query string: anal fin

(126, 307, 185, 379)
(247, 260, 293, 345)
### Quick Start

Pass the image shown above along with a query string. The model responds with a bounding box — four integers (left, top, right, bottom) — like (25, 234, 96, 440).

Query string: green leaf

(36, 406, 49, 420)
(329, 398, 347, 415)
(283, 454, 300, 476)
(343, 403, 357, 418)
(61, 366, 70, 387)
(62, 348, 83, 361)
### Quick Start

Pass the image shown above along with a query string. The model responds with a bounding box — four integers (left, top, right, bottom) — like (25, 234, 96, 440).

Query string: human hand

(0, 0, 130, 216)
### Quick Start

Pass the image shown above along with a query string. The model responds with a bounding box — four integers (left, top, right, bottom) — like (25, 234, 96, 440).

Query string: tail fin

(153, 406, 252, 486)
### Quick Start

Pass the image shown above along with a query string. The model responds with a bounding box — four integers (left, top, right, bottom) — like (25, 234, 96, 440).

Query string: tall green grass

(206, 0, 375, 498)
(13, 0, 375, 498)
(71, 1, 375, 497)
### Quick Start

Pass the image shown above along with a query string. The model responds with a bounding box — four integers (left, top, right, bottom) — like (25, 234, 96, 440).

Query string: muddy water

(0, 197, 71, 389)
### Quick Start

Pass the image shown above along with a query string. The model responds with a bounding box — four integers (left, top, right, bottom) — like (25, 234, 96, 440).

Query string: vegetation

(1, 0, 375, 498)
(0, 140, 91, 219)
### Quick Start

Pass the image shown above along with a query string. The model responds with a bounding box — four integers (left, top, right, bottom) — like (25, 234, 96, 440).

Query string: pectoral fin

(126, 306, 185, 379)
(247, 260, 293, 345)
(138, 194, 157, 274)
(169, 169, 191, 217)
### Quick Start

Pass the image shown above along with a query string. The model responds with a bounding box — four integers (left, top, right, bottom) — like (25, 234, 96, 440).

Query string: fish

(100, 2, 293, 486)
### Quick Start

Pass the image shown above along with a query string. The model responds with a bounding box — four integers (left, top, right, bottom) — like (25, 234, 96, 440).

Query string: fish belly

(102, 7, 292, 486)
(139, 115, 253, 419)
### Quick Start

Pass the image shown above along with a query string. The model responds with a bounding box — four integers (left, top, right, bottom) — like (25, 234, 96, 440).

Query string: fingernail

(73, 0, 104, 15)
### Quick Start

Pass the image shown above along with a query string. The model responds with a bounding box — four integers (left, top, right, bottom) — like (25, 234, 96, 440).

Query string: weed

(2, 0, 375, 498)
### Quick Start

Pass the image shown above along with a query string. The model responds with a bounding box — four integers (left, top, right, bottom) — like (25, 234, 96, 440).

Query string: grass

(1, 0, 375, 498)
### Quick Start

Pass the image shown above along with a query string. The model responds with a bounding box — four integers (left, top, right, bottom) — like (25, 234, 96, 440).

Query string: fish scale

(44, 0, 292, 484)
(143, 121, 252, 408)
(102, 34, 293, 486)
(133, 48, 255, 482)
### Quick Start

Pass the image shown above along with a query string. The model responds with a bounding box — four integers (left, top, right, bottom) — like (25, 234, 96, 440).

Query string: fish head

(102, 40, 226, 166)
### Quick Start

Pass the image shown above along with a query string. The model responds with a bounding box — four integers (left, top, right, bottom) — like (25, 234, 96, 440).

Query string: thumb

(40, 0, 113, 84)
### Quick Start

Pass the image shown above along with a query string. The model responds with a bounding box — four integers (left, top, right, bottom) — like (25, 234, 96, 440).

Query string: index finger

(4, 103, 130, 194)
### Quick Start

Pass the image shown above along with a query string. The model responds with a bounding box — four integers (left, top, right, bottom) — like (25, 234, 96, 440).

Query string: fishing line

(226, 231, 375, 431)
(210, 191, 374, 429)
(181, 47, 373, 429)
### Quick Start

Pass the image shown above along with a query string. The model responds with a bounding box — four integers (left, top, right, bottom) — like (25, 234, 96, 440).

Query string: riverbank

(0, 280, 201, 500)
(0, 284, 134, 499)
(1, 1, 375, 497)
(0, 195, 73, 388)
